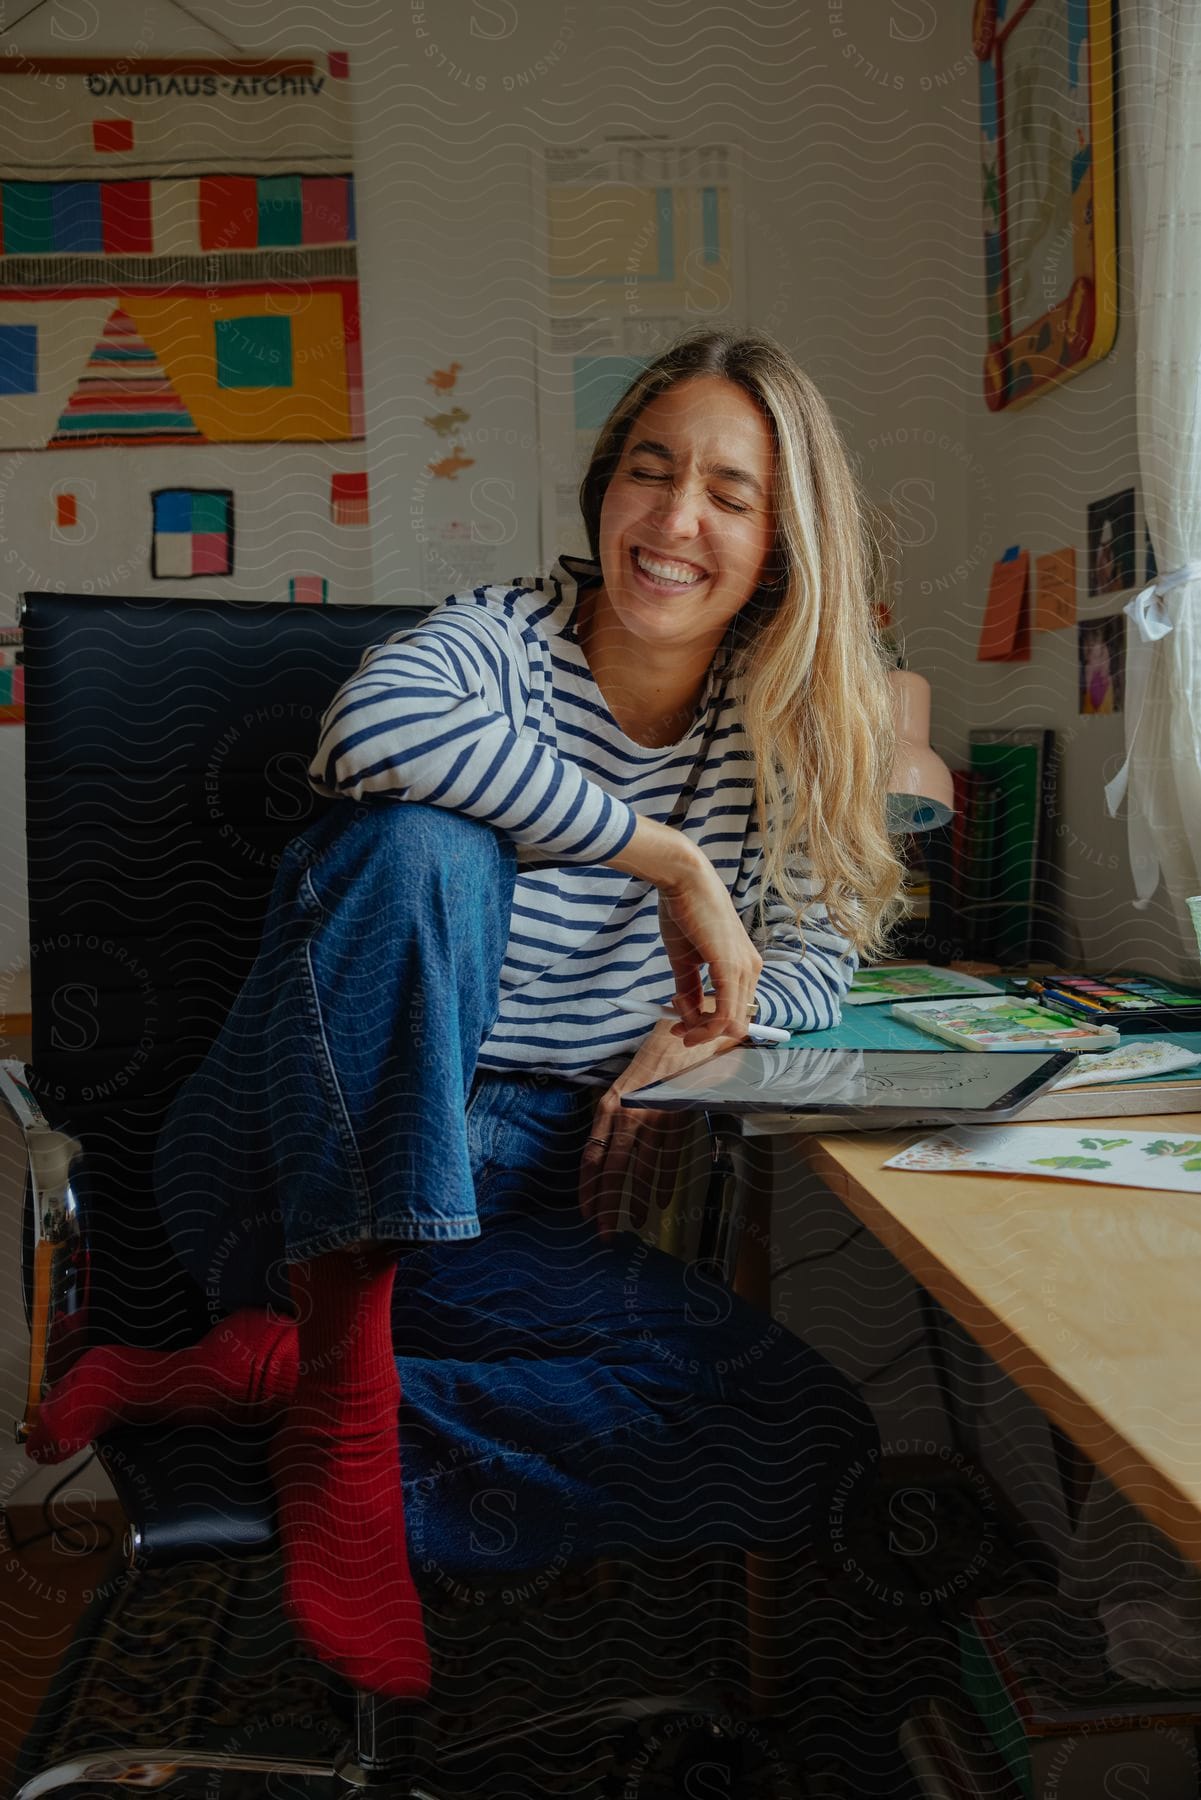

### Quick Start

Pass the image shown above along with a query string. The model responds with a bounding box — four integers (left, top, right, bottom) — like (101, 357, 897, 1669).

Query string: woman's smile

(629, 545, 711, 594)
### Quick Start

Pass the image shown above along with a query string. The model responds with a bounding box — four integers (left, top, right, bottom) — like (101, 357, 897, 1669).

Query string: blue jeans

(156, 802, 878, 1580)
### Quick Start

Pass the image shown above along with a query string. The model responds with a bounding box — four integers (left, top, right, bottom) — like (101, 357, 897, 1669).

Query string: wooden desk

(745, 1110, 1201, 1569)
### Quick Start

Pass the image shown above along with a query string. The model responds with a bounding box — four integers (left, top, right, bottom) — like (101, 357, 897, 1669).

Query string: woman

(27, 331, 903, 1702)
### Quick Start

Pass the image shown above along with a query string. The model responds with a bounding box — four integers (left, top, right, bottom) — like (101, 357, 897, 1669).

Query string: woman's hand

(578, 1008, 743, 1240)
(605, 816, 763, 1045)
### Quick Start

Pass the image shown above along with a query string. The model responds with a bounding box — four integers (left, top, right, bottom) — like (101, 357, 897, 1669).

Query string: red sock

(25, 1309, 299, 1464)
(269, 1247, 430, 1700)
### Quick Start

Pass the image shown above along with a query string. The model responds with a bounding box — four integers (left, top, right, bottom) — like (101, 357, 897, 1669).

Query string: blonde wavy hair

(579, 328, 904, 960)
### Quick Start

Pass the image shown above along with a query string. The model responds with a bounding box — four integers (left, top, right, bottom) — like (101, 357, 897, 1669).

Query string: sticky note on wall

(1034, 547, 1076, 630)
(977, 550, 1031, 661)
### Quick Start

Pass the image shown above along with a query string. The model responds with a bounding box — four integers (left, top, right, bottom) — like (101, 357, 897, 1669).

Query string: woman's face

(595, 375, 777, 655)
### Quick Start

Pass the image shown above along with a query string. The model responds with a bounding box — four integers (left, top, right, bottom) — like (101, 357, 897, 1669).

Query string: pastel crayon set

(1018, 973, 1201, 1034)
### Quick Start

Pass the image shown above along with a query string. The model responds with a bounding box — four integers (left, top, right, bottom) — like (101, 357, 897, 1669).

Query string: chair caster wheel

(604, 1708, 804, 1799)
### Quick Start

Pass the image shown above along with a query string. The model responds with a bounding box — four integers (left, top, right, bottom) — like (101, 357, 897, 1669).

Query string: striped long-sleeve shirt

(310, 553, 856, 1082)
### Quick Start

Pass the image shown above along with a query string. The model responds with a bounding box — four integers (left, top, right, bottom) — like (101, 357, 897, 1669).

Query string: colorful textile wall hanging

(0, 53, 368, 604)
(0, 56, 363, 448)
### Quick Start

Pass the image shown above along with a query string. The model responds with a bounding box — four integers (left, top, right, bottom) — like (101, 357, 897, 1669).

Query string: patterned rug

(14, 1549, 811, 1798)
(14, 1461, 1026, 1797)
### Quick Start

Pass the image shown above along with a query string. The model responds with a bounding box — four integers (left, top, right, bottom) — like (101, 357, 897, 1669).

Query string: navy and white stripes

(310, 554, 855, 1082)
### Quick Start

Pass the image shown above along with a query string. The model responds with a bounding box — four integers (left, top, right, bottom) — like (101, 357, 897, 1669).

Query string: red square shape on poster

(331, 471, 369, 524)
(301, 177, 349, 245)
(331, 472, 368, 502)
(192, 532, 232, 575)
(100, 180, 152, 254)
(55, 493, 77, 528)
(329, 51, 349, 78)
(199, 176, 258, 251)
(93, 119, 134, 153)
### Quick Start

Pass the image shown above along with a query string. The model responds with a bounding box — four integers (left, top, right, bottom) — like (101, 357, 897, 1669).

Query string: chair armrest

(0, 1064, 91, 1443)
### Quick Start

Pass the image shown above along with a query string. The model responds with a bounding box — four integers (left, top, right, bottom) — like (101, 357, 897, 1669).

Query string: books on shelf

(959, 1591, 1201, 1800)
(948, 731, 1061, 966)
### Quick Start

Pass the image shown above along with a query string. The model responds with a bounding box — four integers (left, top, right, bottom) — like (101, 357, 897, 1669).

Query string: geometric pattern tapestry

(0, 54, 363, 450)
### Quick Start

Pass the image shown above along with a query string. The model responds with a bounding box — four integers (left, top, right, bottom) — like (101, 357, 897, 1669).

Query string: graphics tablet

(620, 1046, 1078, 1128)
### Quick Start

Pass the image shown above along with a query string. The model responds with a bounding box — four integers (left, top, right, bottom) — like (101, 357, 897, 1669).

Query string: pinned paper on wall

(536, 138, 747, 562)
(1034, 547, 1076, 631)
(1078, 613, 1126, 716)
(1087, 487, 1136, 596)
(977, 549, 1031, 661)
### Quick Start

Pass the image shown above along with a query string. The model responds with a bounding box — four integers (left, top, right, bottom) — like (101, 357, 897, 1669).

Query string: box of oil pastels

(1021, 973, 1201, 1034)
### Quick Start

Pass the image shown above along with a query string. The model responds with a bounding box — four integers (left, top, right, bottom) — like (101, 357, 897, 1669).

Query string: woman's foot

(25, 1308, 299, 1463)
(271, 1248, 431, 1700)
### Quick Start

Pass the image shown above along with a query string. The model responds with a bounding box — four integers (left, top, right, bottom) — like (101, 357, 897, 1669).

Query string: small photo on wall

(1078, 614, 1126, 716)
(1087, 486, 1136, 596)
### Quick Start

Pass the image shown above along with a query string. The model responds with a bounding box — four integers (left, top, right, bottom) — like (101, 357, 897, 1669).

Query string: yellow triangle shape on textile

(120, 292, 352, 443)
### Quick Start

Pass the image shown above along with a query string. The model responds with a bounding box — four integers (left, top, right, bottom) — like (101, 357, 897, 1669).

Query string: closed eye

(628, 470, 750, 513)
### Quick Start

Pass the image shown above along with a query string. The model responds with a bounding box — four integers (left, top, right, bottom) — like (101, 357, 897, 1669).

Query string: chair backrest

(22, 592, 423, 1346)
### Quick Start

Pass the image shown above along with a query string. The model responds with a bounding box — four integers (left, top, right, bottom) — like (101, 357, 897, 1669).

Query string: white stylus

(608, 1000, 792, 1046)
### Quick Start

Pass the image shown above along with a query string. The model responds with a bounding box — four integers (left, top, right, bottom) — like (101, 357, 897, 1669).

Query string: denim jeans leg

(155, 801, 516, 1313)
(391, 1080, 880, 1580)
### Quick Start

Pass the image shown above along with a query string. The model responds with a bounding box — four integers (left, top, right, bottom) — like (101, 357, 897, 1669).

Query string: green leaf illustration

(1032, 1155, 1110, 1170)
(1143, 1139, 1201, 1158)
(1079, 1137, 1130, 1151)
(1182, 1159, 1201, 1173)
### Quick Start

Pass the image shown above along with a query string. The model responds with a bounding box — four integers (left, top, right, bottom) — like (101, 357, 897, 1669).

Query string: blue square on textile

(0, 325, 36, 395)
(51, 182, 103, 252)
(152, 490, 193, 533)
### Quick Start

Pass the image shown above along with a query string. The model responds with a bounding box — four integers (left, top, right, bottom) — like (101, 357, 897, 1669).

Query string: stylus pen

(608, 1000, 792, 1046)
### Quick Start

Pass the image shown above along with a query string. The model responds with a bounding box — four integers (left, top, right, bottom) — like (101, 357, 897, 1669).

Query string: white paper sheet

(886, 1126, 1201, 1194)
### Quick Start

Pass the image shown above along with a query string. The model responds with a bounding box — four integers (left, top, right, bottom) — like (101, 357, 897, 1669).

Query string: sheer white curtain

(1104, 2, 1201, 955)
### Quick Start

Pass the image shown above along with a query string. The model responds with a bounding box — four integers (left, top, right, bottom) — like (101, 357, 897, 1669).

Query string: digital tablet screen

(620, 1046, 1077, 1116)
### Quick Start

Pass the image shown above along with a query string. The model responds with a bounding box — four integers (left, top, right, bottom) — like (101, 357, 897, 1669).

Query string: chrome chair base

(14, 1690, 724, 1796)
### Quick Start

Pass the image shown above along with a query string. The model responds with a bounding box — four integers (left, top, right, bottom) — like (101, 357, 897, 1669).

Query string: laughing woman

(28, 330, 903, 1700)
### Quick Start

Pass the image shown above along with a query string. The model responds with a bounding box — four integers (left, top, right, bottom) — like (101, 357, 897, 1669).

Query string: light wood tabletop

(749, 1111, 1201, 1569)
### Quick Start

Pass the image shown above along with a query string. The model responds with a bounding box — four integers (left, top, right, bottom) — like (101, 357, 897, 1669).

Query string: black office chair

(9, 592, 761, 1798)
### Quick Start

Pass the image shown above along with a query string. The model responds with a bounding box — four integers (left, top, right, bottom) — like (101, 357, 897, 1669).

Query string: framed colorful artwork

(973, 0, 1117, 411)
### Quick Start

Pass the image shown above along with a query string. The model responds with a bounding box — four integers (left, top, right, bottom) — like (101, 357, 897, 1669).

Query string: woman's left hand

(579, 1007, 744, 1241)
